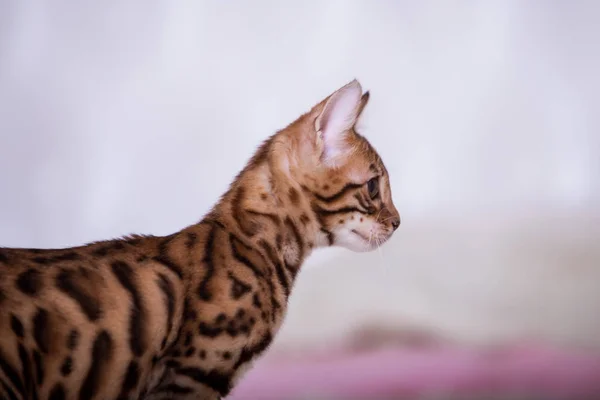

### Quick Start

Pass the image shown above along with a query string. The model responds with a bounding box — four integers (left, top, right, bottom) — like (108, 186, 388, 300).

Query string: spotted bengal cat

(0, 79, 400, 400)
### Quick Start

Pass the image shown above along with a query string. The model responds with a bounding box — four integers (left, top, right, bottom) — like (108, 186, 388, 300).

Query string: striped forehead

(354, 134, 385, 172)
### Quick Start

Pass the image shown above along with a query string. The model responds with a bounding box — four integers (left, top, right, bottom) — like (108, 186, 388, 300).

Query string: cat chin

(335, 230, 385, 253)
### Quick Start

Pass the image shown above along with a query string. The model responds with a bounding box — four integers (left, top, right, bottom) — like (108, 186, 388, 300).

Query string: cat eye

(367, 177, 379, 199)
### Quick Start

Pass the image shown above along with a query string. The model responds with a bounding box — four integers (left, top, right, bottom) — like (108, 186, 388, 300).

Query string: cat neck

(191, 137, 327, 290)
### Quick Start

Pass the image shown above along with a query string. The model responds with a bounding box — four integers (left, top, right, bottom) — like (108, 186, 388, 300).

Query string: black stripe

(32, 308, 49, 353)
(284, 260, 299, 279)
(288, 187, 300, 205)
(0, 351, 24, 396)
(164, 359, 181, 369)
(16, 269, 43, 296)
(156, 273, 175, 346)
(231, 186, 262, 237)
(1, 379, 19, 400)
(230, 234, 280, 321)
(299, 213, 310, 226)
(175, 367, 231, 397)
(55, 269, 102, 321)
(48, 383, 66, 400)
(153, 236, 183, 279)
(316, 205, 368, 216)
(110, 261, 146, 357)
(32, 251, 80, 265)
(118, 360, 140, 398)
(155, 384, 194, 395)
(183, 298, 197, 320)
(225, 317, 245, 338)
(18, 344, 37, 400)
(198, 321, 223, 338)
(152, 256, 183, 279)
(79, 330, 113, 400)
(252, 293, 263, 311)
(234, 332, 273, 369)
(228, 272, 252, 300)
(197, 225, 217, 301)
(171, 349, 182, 358)
(91, 242, 126, 257)
(229, 235, 264, 279)
(258, 240, 289, 297)
(246, 209, 280, 225)
(320, 228, 334, 246)
(354, 192, 370, 211)
(60, 357, 73, 377)
(67, 330, 79, 350)
(10, 315, 24, 338)
(185, 232, 198, 249)
(0, 251, 8, 264)
(310, 182, 363, 203)
(91, 245, 109, 257)
(184, 332, 193, 347)
(32, 350, 44, 385)
(185, 347, 196, 357)
(311, 201, 330, 236)
(31, 257, 52, 265)
(202, 215, 226, 230)
(56, 251, 80, 261)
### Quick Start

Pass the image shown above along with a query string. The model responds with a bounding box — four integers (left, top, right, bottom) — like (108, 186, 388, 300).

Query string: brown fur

(0, 80, 399, 399)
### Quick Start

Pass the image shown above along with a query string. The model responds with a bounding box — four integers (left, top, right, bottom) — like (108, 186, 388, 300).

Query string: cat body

(0, 80, 400, 399)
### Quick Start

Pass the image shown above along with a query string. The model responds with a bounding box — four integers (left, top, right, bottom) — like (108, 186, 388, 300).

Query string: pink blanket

(229, 344, 600, 399)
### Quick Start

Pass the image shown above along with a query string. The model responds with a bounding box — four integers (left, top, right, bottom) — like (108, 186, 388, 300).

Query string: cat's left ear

(314, 79, 364, 165)
(356, 91, 370, 120)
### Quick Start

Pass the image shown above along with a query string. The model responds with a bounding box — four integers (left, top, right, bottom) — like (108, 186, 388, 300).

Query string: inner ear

(314, 80, 363, 165)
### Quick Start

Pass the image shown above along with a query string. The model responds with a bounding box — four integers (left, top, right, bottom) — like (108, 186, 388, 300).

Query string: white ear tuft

(315, 79, 363, 164)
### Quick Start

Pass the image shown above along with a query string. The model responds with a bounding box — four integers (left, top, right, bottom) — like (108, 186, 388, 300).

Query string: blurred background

(1, 1, 599, 399)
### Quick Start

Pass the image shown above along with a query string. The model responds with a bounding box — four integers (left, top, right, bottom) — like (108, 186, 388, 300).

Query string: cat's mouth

(351, 229, 370, 241)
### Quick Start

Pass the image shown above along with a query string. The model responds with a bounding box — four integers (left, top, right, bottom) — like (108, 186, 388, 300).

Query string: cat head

(287, 79, 401, 252)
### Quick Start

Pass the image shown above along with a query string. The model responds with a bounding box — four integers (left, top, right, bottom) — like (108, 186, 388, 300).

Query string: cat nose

(391, 216, 400, 231)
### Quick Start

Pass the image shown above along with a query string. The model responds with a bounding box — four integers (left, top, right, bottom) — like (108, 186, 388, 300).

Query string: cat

(0, 79, 400, 399)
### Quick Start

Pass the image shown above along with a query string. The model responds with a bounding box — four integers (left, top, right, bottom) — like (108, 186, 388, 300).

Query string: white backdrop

(1, 1, 599, 350)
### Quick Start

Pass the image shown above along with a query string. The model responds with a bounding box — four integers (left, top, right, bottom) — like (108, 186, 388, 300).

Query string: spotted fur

(0, 80, 400, 399)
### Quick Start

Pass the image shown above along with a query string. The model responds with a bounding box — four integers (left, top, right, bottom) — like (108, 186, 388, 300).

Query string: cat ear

(356, 91, 370, 120)
(314, 79, 363, 164)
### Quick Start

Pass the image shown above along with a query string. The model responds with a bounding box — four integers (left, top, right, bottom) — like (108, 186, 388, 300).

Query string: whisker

(375, 233, 386, 275)
(375, 208, 384, 223)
